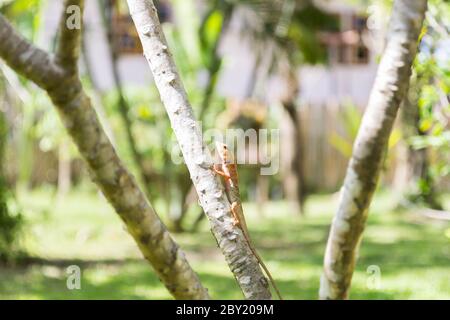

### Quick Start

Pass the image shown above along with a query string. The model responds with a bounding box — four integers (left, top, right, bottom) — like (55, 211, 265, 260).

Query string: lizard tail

(259, 259, 284, 300)
(246, 241, 283, 300)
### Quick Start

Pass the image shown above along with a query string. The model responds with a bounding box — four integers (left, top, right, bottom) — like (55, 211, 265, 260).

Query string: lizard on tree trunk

(213, 142, 283, 300)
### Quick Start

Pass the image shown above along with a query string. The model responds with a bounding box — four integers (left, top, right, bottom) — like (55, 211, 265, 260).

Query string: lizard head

(215, 141, 234, 164)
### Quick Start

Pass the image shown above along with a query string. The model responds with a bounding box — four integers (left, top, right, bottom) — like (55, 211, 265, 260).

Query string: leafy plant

(329, 102, 401, 159)
(408, 0, 450, 185)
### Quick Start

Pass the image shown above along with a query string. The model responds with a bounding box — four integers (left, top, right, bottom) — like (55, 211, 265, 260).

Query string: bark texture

(0, 1, 209, 300)
(320, 0, 428, 300)
(127, 0, 272, 299)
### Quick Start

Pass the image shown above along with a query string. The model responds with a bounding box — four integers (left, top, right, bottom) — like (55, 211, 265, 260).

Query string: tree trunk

(280, 67, 305, 214)
(57, 138, 71, 198)
(255, 174, 269, 217)
(168, 168, 192, 233)
(127, 0, 272, 299)
(100, 0, 154, 197)
(320, 0, 428, 300)
(184, 5, 234, 231)
(0, 1, 209, 300)
(81, 25, 117, 147)
(398, 84, 442, 209)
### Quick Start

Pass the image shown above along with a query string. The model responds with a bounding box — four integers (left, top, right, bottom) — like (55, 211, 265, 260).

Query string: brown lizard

(213, 142, 283, 300)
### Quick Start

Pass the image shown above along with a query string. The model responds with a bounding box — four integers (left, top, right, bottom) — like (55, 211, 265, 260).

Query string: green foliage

(286, 22, 326, 64)
(0, 0, 64, 186)
(329, 103, 363, 158)
(236, 0, 338, 66)
(0, 77, 23, 262)
(287, 3, 339, 64)
(166, 0, 225, 117)
(329, 103, 401, 159)
(1, 0, 42, 40)
(101, 84, 193, 224)
(200, 9, 223, 56)
(409, 0, 450, 183)
(0, 190, 23, 262)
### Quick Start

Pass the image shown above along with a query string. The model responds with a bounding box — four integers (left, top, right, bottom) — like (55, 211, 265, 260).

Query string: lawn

(0, 187, 449, 299)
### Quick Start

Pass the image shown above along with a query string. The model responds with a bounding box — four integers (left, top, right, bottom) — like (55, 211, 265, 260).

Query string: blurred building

(38, 0, 385, 192)
(40, 0, 380, 105)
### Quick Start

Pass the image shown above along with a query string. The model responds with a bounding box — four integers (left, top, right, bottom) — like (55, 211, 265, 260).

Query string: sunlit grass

(0, 188, 448, 299)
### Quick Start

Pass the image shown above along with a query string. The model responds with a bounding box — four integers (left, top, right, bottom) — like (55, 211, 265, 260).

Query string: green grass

(0, 187, 449, 299)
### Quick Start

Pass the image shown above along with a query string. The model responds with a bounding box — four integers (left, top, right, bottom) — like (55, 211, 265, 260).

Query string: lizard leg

(230, 202, 240, 227)
(213, 164, 231, 180)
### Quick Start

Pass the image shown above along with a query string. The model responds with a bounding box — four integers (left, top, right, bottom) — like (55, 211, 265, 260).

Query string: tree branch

(0, 15, 63, 90)
(56, 0, 84, 72)
(127, 0, 272, 299)
(319, 0, 428, 300)
(0, 4, 209, 300)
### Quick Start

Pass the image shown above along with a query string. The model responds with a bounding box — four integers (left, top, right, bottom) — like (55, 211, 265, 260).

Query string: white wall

(40, 0, 378, 106)
(40, 0, 152, 92)
(299, 64, 377, 106)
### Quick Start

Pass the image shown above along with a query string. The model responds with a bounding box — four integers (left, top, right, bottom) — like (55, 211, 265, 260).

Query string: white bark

(127, 0, 272, 299)
(320, 0, 428, 300)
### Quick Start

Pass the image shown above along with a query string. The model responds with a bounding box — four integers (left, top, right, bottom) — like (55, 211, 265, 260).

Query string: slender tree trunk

(168, 168, 192, 233)
(281, 67, 305, 214)
(127, 0, 272, 299)
(245, 51, 263, 98)
(320, 0, 428, 300)
(399, 84, 442, 209)
(255, 174, 269, 217)
(81, 28, 117, 147)
(176, 5, 233, 231)
(100, 1, 154, 197)
(0, 1, 209, 299)
(186, 6, 233, 230)
(57, 138, 71, 198)
(191, 45, 273, 229)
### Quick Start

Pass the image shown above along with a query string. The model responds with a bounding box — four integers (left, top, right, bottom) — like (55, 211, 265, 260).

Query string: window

(321, 13, 370, 65)
(108, 0, 172, 55)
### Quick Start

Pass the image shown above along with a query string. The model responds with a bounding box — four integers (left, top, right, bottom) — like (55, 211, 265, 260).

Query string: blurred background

(0, 0, 449, 299)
